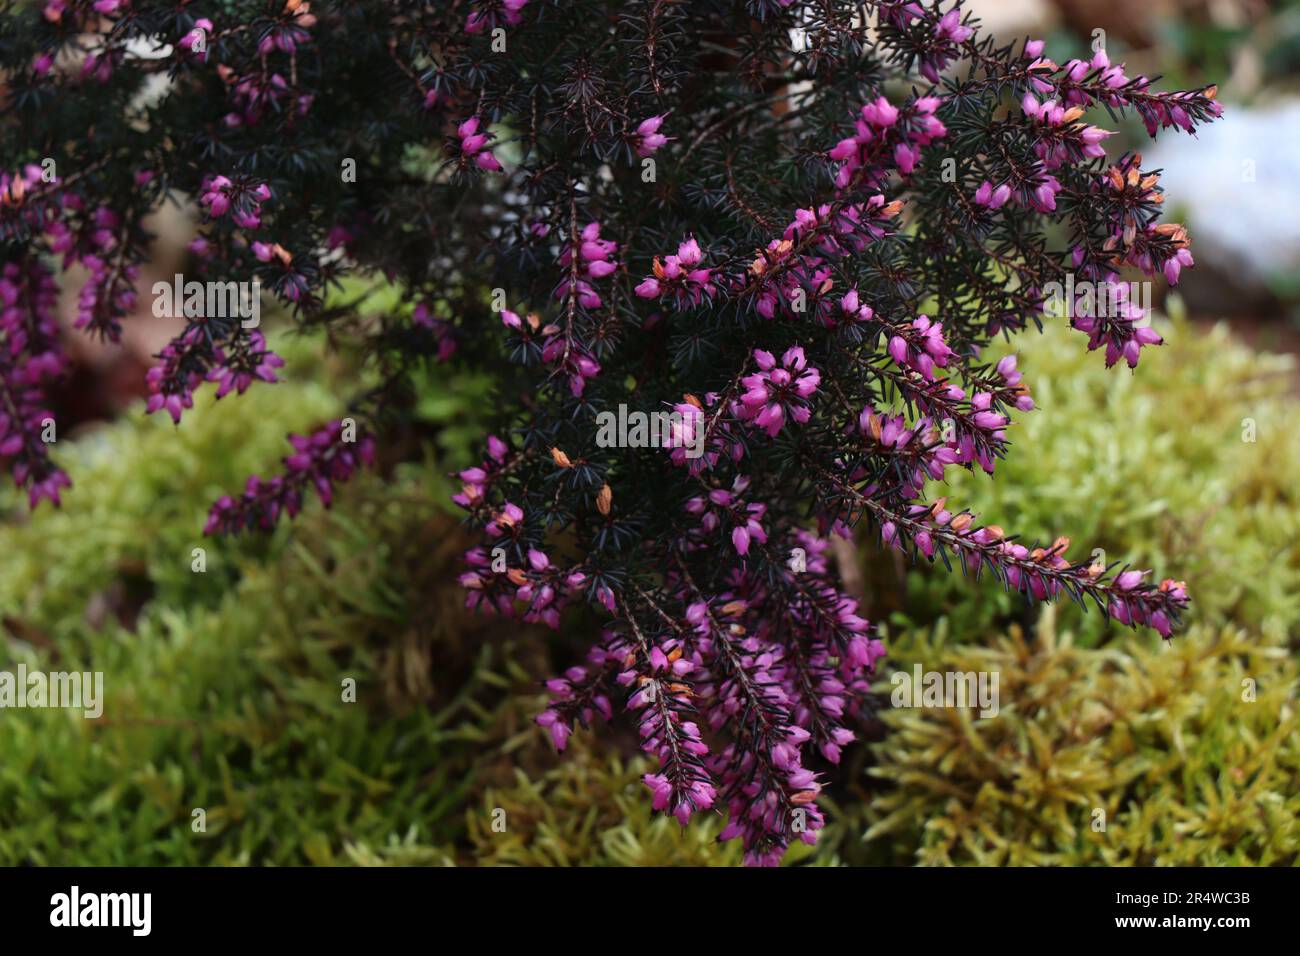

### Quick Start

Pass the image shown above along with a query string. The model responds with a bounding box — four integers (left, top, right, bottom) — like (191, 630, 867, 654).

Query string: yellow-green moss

(860, 610, 1299, 866)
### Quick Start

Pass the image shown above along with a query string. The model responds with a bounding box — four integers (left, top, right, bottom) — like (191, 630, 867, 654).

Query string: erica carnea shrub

(1, 0, 1219, 864)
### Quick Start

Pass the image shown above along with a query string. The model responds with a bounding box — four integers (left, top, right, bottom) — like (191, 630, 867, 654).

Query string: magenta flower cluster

(199, 175, 272, 230)
(144, 329, 285, 425)
(0, 258, 71, 506)
(736, 346, 821, 438)
(204, 420, 375, 535)
(634, 236, 714, 306)
(456, 117, 504, 173)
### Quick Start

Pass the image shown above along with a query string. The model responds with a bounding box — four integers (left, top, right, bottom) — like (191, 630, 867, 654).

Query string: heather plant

(1, 0, 1223, 863)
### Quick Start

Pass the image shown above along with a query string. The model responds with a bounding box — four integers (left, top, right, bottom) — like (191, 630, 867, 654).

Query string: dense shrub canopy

(1, 0, 1220, 863)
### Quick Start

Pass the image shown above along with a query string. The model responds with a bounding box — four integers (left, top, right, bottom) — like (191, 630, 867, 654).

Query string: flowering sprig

(684, 476, 769, 556)
(456, 117, 504, 173)
(0, 258, 71, 507)
(257, 0, 317, 55)
(199, 176, 272, 230)
(204, 421, 374, 534)
(829, 94, 947, 189)
(814, 462, 1190, 637)
(439, 1, 1213, 864)
(634, 236, 714, 307)
(556, 221, 618, 308)
(632, 115, 670, 157)
(886, 314, 953, 381)
(144, 323, 284, 425)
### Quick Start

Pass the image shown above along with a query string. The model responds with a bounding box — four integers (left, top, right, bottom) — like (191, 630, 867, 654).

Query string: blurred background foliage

(3, 0, 1298, 865)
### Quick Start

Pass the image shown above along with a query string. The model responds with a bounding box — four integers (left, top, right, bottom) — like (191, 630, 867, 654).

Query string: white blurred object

(966, 0, 1056, 36)
(1147, 100, 1300, 284)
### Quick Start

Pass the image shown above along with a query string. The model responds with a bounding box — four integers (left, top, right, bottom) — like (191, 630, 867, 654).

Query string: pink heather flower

(456, 116, 503, 172)
(254, 1, 316, 56)
(836, 288, 874, 326)
(636, 235, 714, 306)
(1020, 94, 1116, 168)
(913, 8, 973, 83)
(199, 175, 271, 227)
(540, 335, 601, 396)
(859, 96, 898, 128)
(887, 315, 952, 381)
(557, 221, 619, 310)
(1066, 268, 1166, 369)
(1029, 172, 1061, 212)
(208, 331, 286, 399)
(145, 325, 286, 423)
(205, 421, 374, 535)
(1164, 247, 1195, 285)
(535, 710, 570, 750)
(58, 209, 141, 341)
(684, 476, 769, 556)
(973, 180, 1011, 210)
(737, 345, 821, 437)
(935, 8, 973, 44)
(634, 115, 670, 157)
(200, 176, 232, 216)
(1115, 569, 1144, 590)
(894, 143, 918, 175)
(0, 259, 72, 507)
(996, 354, 1035, 411)
(831, 94, 945, 190)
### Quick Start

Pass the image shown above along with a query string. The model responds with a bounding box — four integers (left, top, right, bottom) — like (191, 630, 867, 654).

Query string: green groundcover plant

(0, 334, 534, 865)
(858, 613, 1298, 866)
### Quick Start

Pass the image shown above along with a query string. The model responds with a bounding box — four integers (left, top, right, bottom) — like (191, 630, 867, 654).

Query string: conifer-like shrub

(2, 0, 1222, 863)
